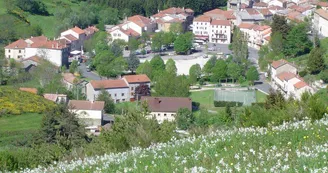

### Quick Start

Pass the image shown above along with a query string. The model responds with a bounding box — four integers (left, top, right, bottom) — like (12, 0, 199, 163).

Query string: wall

(122, 22, 142, 35)
(209, 24, 231, 44)
(126, 82, 151, 99)
(25, 48, 64, 66)
(70, 109, 103, 127)
(146, 111, 176, 123)
(317, 15, 328, 37)
(192, 21, 210, 37)
(5, 48, 25, 59)
(86, 83, 130, 103)
(86, 83, 96, 101)
(110, 29, 129, 42)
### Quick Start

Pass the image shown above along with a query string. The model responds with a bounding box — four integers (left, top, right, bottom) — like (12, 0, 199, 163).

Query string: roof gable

(68, 100, 105, 110)
(123, 74, 150, 83)
(141, 96, 192, 112)
(90, 79, 128, 90)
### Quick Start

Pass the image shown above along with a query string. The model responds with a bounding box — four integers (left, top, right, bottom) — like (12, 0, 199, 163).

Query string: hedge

(213, 101, 243, 107)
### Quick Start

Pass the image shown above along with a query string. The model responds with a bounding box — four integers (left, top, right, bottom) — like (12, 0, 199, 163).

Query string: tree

(134, 84, 151, 100)
(269, 32, 284, 53)
(320, 69, 328, 83)
(231, 28, 248, 64)
(284, 23, 312, 57)
(128, 37, 140, 51)
(151, 32, 165, 52)
(307, 47, 325, 74)
(31, 60, 58, 87)
(98, 7, 119, 27)
(227, 62, 242, 83)
(211, 59, 227, 82)
(169, 22, 183, 34)
(203, 55, 217, 76)
(163, 32, 176, 47)
(265, 89, 286, 109)
(136, 60, 152, 79)
(69, 60, 79, 74)
(153, 72, 190, 97)
(246, 66, 259, 85)
(39, 104, 88, 150)
(110, 41, 123, 57)
(93, 51, 127, 78)
(189, 64, 202, 85)
(271, 15, 290, 39)
(150, 55, 165, 79)
(165, 58, 177, 75)
(174, 32, 193, 54)
(97, 89, 115, 114)
(176, 108, 194, 130)
(126, 52, 140, 73)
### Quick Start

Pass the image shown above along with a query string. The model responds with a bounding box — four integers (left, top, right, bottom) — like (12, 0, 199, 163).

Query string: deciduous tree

(189, 64, 202, 85)
(307, 47, 325, 74)
(165, 58, 177, 75)
(211, 59, 227, 82)
(246, 66, 259, 85)
(97, 89, 115, 113)
(174, 32, 193, 54)
(126, 52, 140, 73)
(176, 108, 194, 130)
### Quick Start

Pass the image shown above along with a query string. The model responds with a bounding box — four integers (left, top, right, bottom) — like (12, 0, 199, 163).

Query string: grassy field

(30, 117, 328, 172)
(256, 90, 267, 103)
(0, 113, 43, 147)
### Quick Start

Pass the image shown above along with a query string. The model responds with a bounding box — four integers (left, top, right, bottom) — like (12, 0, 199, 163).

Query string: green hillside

(26, 117, 328, 172)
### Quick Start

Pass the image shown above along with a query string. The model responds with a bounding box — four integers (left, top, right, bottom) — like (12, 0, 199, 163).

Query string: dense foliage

(0, 87, 55, 115)
(213, 101, 243, 107)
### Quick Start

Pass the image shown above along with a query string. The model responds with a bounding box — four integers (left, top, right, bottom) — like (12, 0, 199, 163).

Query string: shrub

(213, 101, 243, 107)
(299, 70, 307, 77)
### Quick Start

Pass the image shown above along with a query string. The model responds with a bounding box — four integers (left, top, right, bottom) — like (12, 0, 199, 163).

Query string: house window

(158, 113, 160, 116)
(131, 87, 134, 90)
(18, 55, 22, 59)
(109, 94, 111, 97)
(171, 114, 174, 116)
(19, 50, 21, 53)
(114, 94, 117, 97)
(8, 50, 10, 53)
(8, 55, 10, 58)
(122, 99, 125, 101)
(116, 99, 120, 103)
(121, 93, 124, 96)
(114, 33, 117, 36)
(164, 114, 167, 116)
(131, 92, 134, 96)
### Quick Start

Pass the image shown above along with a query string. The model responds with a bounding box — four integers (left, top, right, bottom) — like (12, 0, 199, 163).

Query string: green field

(0, 113, 43, 147)
(256, 90, 267, 103)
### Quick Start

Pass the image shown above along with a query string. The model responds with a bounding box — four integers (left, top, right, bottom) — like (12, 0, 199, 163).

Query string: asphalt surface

(78, 63, 102, 80)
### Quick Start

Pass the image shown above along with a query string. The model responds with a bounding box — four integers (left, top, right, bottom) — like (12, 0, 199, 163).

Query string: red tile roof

(63, 73, 78, 84)
(315, 8, 328, 20)
(23, 55, 42, 63)
(185, 8, 194, 13)
(252, 25, 271, 31)
(271, 59, 291, 69)
(68, 100, 105, 110)
(246, 8, 261, 15)
(90, 79, 128, 90)
(204, 9, 236, 20)
(123, 74, 150, 83)
(194, 15, 212, 22)
(210, 19, 231, 26)
(84, 26, 99, 35)
(5, 39, 27, 49)
(141, 96, 192, 112)
(121, 28, 140, 37)
(29, 40, 67, 50)
(269, 5, 284, 11)
(238, 23, 255, 29)
(317, 1, 328, 7)
(259, 8, 273, 16)
(128, 15, 152, 27)
(64, 34, 78, 41)
(71, 26, 85, 34)
(160, 7, 186, 15)
(44, 93, 67, 102)
(277, 72, 296, 81)
(19, 87, 37, 94)
(254, 2, 268, 7)
(294, 81, 308, 89)
(264, 36, 271, 41)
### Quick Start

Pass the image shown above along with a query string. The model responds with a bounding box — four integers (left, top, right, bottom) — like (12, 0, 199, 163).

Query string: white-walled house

(122, 74, 151, 101)
(60, 26, 86, 51)
(192, 15, 232, 44)
(68, 100, 105, 130)
(268, 59, 313, 99)
(314, 9, 328, 37)
(141, 96, 192, 123)
(4, 36, 70, 67)
(86, 79, 130, 103)
(238, 23, 272, 49)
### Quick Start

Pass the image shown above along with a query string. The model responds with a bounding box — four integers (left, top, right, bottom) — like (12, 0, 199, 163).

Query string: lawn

(256, 90, 267, 103)
(0, 113, 43, 147)
(115, 101, 140, 114)
(190, 89, 224, 112)
(28, 15, 57, 38)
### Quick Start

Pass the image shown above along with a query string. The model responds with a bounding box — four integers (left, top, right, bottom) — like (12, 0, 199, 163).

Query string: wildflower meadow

(21, 115, 328, 173)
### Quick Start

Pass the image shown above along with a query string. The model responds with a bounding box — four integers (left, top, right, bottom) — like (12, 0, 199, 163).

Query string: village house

(203, 9, 236, 25)
(86, 79, 130, 103)
(108, 15, 156, 42)
(317, 1, 328, 10)
(268, 59, 313, 100)
(68, 100, 105, 131)
(43, 93, 67, 103)
(20, 55, 41, 72)
(192, 15, 232, 44)
(268, 0, 288, 8)
(141, 96, 192, 123)
(151, 7, 194, 32)
(238, 23, 272, 49)
(62, 73, 87, 95)
(60, 26, 86, 52)
(235, 8, 265, 25)
(253, 2, 269, 9)
(122, 74, 151, 101)
(314, 8, 328, 37)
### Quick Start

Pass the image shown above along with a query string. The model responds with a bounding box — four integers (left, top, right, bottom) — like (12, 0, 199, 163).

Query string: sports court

(214, 88, 256, 106)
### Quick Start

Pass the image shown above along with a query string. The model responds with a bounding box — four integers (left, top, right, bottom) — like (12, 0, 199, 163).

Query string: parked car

(208, 47, 215, 51)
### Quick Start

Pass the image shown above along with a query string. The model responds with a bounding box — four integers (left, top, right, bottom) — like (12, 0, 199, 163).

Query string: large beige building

(314, 9, 328, 37)
(238, 23, 272, 49)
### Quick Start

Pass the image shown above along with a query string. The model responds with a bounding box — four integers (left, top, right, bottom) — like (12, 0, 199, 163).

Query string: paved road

(254, 72, 272, 94)
(78, 63, 102, 80)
